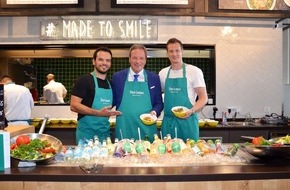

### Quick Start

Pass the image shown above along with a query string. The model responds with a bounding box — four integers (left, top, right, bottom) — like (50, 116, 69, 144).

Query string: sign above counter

(111, 0, 194, 8)
(218, 0, 290, 10)
(1, 0, 83, 8)
(40, 18, 158, 41)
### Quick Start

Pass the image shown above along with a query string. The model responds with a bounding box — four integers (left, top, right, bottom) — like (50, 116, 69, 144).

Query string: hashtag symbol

(46, 23, 56, 37)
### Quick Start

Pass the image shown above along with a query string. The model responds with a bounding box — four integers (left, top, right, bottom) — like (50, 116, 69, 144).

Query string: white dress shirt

(43, 80, 67, 104)
(4, 82, 34, 125)
(128, 68, 145, 82)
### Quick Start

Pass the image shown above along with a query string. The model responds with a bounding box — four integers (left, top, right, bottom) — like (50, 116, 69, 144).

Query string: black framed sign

(218, 0, 290, 11)
(0, 0, 83, 8)
(111, 0, 194, 8)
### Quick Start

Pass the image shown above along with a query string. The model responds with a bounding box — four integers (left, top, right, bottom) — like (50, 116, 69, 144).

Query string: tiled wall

(32, 57, 215, 103)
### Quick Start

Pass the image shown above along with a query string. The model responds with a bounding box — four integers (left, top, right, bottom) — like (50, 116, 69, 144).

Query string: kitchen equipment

(261, 113, 288, 125)
(241, 135, 290, 159)
(10, 115, 63, 163)
(242, 144, 290, 159)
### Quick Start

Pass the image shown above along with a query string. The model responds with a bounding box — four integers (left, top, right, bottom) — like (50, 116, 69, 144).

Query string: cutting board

(4, 125, 35, 138)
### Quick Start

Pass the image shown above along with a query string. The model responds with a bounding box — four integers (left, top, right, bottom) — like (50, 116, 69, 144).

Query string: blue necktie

(133, 74, 139, 82)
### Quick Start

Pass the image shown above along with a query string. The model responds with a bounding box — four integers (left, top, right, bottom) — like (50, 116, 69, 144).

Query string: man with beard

(70, 47, 121, 144)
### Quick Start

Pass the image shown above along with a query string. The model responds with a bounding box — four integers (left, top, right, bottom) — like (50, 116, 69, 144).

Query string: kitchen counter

(36, 122, 290, 145)
(1, 150, 290, 190)
(4, 125, 35, 138)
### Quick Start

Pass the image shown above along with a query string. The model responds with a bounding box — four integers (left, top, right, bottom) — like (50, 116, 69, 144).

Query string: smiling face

(166, 42, 183, 70)
(93, 50, 112, 77)
(129, 48, 147, 74)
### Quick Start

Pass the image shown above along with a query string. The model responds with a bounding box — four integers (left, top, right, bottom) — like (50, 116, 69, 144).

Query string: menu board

(111, 0, 194, 8)
(218, 0, 290, 11)
(1, 0, 83, 8)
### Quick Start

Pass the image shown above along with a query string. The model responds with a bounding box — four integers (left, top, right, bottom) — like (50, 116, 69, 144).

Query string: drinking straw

(160, 130, 163, 140)
(175, 127, 177, 139)
(120, 129, 123, 140)
(138, 127, 141, 140)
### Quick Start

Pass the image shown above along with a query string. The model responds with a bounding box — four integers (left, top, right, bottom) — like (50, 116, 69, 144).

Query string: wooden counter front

(1, 159, 290, 190)
(5, 125, 35, 138)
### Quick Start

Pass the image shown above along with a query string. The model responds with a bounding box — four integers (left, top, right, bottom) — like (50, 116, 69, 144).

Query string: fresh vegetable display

(15, 135, 31, 146)
(250, 135, 290, 146)
(11, 135, 57, 161)
(244, 135, 290, 159)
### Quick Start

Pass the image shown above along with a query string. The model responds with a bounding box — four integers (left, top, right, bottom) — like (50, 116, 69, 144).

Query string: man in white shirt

(159, 38, 208, 142)
(43, 73, 67, 104)
(0, 75, 34, 126)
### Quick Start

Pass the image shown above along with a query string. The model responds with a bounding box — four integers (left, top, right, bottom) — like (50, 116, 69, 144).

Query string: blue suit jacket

(112, 68, 164, 117)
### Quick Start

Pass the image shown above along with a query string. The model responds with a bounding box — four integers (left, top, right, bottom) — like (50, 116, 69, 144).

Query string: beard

(95, 65, 109, 75)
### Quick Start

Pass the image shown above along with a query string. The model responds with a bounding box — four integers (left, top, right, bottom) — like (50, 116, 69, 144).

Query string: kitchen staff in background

(112, 44, 163, 142)
(159, 38, 208, 142)
(0, 75, 34, 126)
(70, 47, 122, 144)
(43, 73, 67, 104)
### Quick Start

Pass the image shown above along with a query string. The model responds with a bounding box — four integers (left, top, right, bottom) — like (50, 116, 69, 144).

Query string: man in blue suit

(112, 44, 163, 142)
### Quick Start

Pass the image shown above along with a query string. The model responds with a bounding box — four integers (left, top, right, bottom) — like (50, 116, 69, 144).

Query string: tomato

(10, 143, 17, 150)
(252, 136, 265, 146)
(15, 135, 31, 146)
(41, 147, 56, 154)
(251, 136, 271, 146)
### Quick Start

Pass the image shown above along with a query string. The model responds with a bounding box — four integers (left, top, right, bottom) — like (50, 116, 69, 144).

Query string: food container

(60, 118, 72, 124)
(171, 106, 189, 118)
(198, 120, 206, 127)
(156, 120, 162, 128)
(50, 118, 60, 124)
(206, 120, 219, 127)
(10, 115, 63, 163)
(243, 144, 290, 159)
(30, 121, 40, 127)
(140, 114, 157, 125)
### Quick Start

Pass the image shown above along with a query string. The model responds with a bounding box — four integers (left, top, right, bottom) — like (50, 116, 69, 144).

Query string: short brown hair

(93, 47, 112, 60)
(166, 38, 183, 51)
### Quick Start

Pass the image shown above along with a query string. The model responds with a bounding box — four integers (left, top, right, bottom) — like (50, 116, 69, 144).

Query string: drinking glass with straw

(135, 127, 145, 154)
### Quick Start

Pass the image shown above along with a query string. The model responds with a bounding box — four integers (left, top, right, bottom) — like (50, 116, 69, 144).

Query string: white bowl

(171, 106, 189, 118)
(140, 113, 157, 125)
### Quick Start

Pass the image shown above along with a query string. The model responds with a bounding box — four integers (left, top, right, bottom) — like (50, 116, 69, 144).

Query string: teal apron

(161, 64, 199, 142)
(116, 71, 157, 143)
(76, 72, 112, 144)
